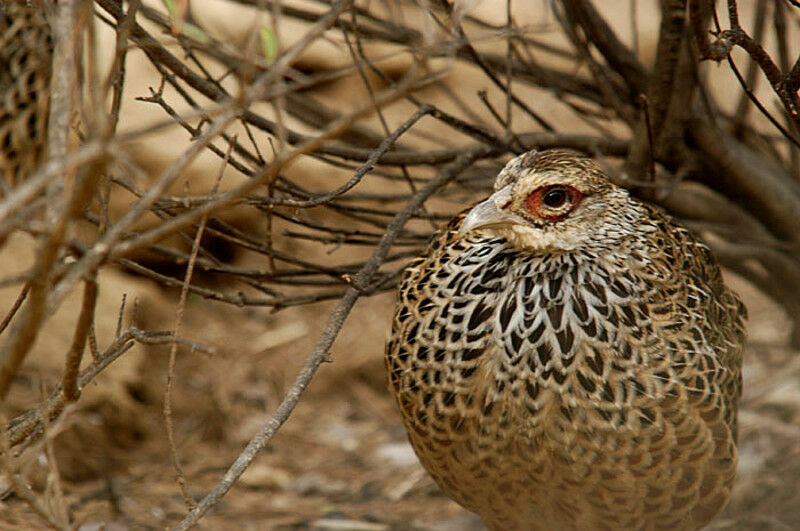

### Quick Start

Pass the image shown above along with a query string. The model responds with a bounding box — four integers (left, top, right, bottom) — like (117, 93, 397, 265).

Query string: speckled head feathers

(494, 149, 613, 193)
(461, 149, 646, 254)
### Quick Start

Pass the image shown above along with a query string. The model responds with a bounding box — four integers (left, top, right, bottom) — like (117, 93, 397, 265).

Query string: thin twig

(62, 278, 98, 402)
(699, 0, 800, 133)
(104, 0, 142, 133)
(164, 136, 231, 512)
(0, 286, 29, 336)
(732, 0, 768, 138)
(1, 408, 67, 530)
(5, 328, 212, 449)
(639, 94, 656, 183)
(172, 150, 483, 531)
(38, 382, 71, 528)
(102, 71, 424, 262)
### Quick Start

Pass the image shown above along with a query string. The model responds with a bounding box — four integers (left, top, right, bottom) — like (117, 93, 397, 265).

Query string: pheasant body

(386, 150, 745, 530)
(1, 1, 52, 186)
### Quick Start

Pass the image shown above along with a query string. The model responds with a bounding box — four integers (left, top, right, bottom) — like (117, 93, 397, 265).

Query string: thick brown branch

(691, 117, 800, 243)
(561, 0, 648, 95)
(626, 0, 688, 185)
(61, 278, 98, 402)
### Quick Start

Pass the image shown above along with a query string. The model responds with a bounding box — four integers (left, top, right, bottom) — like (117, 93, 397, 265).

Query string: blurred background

(1, 0, 799, 529)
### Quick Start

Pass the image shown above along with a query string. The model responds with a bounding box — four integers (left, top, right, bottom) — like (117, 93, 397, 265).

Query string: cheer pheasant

(386, 149, 746, 530)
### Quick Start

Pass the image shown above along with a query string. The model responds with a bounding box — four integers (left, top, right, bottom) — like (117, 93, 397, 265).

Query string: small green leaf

(260, 26, 278, 64)
(182, 22, 209, 43)
(161, 0, 177, 17)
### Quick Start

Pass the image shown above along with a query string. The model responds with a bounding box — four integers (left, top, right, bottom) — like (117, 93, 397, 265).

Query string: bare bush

(1, 0, 798, 528)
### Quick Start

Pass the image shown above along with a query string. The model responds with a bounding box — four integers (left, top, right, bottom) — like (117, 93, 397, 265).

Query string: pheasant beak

(458, 186, 520, 237)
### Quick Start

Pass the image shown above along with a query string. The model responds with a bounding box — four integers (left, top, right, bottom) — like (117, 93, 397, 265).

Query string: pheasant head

(459, 150, 647, 254)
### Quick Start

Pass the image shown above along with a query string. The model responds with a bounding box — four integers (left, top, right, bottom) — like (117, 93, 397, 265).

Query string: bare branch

(172, 150, 484, 531)
(626, 0, 687, 184)
(61, 278, 98, 402)
(0, 0, 80, 398)
(691, 117, 800, 243)
(561, 0, 648, 94)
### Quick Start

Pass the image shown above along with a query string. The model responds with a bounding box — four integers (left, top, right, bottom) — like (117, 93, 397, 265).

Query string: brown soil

(2, 234, 799, 531)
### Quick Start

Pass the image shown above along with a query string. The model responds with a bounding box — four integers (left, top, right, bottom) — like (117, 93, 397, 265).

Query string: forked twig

(173, 150, 484, 531)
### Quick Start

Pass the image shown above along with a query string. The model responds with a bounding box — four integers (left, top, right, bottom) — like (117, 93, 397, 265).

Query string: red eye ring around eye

(524, 185, 582, 221)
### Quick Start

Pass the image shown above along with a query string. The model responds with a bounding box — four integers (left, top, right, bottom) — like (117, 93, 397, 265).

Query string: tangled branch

(1, 0, 799, 527)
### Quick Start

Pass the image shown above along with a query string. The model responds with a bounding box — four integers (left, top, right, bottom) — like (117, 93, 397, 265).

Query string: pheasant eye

(524, 184, 582, 221)
(543, 187, 568, 208)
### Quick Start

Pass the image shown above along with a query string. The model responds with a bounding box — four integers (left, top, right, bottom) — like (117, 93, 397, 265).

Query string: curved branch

(690, 117, 800, 243)
(172, 150, 484, 531)
(561, 0, 648, 94)
(626, 0, 688, 184)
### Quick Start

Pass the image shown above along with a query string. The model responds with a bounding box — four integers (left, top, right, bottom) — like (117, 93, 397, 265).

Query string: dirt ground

(2, 1, 800, 530)
(2, 245, 800, 530)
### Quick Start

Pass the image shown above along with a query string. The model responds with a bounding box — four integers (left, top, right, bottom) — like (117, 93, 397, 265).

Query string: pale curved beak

(457, 186, 521, 237)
